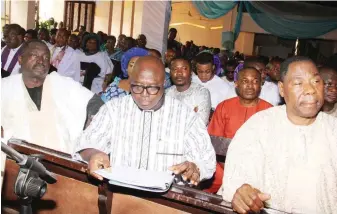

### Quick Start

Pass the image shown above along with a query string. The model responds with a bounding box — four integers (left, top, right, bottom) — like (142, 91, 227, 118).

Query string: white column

(39, 0, 65, 24)
(140, 1, 171, 56)
(10, 0, 35, 29)
(94, 1, 111, 33)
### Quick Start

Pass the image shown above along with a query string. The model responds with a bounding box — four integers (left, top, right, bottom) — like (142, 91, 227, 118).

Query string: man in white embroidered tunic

(1, 40, 104, 154)
(166, 57, 211, 125)
(192, 52, 233, 109)
(220, 56, 337, 214)
(75, 56, 216, 185)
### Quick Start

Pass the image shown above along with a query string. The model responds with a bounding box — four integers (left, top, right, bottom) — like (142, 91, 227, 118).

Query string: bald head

(130, 56, 166, 111)
(131, 56, 165, 84)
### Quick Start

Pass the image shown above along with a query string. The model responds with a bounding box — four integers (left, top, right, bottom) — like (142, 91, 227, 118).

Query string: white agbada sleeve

(219, 115, 265, 201)
(183, 116, 216, 181)
(195, 87, 212, 125)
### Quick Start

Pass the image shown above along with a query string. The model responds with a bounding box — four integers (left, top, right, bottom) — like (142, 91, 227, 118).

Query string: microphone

(1, 141, 57, 184)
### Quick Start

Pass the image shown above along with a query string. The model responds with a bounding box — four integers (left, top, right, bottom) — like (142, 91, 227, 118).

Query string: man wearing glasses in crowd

(74, 56, 216, 186)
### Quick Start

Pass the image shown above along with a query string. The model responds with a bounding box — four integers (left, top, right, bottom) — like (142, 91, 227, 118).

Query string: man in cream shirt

(220, 56, 337, 214)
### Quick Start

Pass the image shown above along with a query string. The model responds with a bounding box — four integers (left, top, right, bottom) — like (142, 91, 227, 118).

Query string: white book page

(95, 166, 174, 191)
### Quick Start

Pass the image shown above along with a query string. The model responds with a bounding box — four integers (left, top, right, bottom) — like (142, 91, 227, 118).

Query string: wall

(10, 1, 35, 29)
(235, 32, 255, 56)
(94, 1, 110, 33)
(94, 1, 143, 37)
(169, 2, 256, 54)
(132, 1, 143, 37)
(318, 40, 336, 57)
(110, 1, 123, 36)
(39, 0, 64, 23)
(170, 1, 223, 48)
(121, 1, 134, 36)
(170, 1, 337, 55)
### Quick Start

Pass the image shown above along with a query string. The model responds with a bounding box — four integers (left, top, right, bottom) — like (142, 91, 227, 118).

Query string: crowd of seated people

(1, 23, 337, 214)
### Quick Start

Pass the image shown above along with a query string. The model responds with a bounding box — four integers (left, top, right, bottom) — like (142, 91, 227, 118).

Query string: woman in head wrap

(101, 47, 149, 102)
(79, 33, 114, 94)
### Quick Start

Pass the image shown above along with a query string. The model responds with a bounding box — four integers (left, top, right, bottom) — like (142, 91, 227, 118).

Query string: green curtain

(192, 1, 242, 50)
(245, 2, 337, 39)
(192, 1, 237, 19)
(193, 1, 337, 39)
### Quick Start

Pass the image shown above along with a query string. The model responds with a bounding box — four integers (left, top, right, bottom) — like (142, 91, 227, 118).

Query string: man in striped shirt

(75, 56, 216, 185)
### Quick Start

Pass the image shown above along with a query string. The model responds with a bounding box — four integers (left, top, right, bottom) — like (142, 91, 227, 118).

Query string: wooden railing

(1, 141, 286, 214)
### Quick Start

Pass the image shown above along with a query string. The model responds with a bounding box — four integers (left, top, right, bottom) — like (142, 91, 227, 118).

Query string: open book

(94, 166, 175, 193)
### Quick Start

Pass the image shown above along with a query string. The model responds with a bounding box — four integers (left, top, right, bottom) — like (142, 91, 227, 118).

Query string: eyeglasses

(130, 84, 161, 95)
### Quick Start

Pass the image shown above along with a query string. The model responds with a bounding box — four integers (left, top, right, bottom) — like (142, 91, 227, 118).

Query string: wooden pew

(1, 141, 235, 214)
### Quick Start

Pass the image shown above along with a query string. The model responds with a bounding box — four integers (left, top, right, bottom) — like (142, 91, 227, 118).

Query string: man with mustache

(244, 57, 281, 106)
(1, 40, 103, 154)
(205, 68, 272, 193)
(1, 24, 25, 77)
(220, 56, 337, 214)
(75, 56, 216, 186)
(320, 66, 337, 117)
(166, 57, 211, 125)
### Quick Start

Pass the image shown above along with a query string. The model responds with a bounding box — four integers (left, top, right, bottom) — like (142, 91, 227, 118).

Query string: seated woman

(79, 33, 114, 94)
(101, 47, 149, 102)
(105, 36, 117, 58)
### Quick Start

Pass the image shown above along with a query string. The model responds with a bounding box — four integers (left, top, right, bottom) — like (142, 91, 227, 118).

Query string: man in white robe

(68, 34, 82, 55)
(50, 28, 80, 82)
(192, 52, 233, 109)
(219, 56, 337, 214)
(166, 57, 211, 125)
(1, 40, 104, 154)
(1, 24, 25, 77)
(75, 56, 216, 184)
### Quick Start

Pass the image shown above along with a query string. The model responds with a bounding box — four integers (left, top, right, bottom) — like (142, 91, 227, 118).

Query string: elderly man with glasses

(74, 56, 216, 186)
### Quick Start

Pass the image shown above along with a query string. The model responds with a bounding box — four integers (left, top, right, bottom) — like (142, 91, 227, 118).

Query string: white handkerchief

(95, 166, 174, 193)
